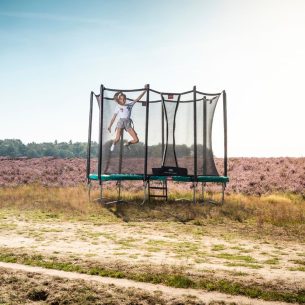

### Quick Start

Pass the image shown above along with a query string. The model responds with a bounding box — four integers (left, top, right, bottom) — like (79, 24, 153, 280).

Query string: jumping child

(108, 85, 147, 151)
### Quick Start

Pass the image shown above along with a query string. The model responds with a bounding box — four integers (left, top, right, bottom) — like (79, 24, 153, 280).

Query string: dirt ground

(0, 263, 297, 305)
(0, 207, 304, 304)
(0, 265, 208, 305)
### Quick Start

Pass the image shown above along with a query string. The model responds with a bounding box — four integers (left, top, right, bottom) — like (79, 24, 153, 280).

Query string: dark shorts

(116, 118, 133, 131)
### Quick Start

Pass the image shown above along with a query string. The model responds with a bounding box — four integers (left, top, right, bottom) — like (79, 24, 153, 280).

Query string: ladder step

(148, 181, 168, 201)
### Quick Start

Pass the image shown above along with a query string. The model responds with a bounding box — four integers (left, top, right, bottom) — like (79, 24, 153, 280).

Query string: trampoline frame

(86, 84, 228, 204)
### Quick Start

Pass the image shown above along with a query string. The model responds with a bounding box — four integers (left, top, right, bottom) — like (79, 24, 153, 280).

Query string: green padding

(174, 176, 229, 183)
(200, 176, 229, 183)
(149, 176, 168, 181)
(89, 174, 144, 181)
(89, 174, 229, 183)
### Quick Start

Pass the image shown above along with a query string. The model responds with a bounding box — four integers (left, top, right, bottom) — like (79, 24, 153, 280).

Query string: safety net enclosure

(87, 85, 228, 204)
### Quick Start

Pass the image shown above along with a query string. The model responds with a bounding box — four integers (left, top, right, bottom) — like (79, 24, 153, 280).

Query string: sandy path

(0, 261, 296, 305)
(1, 217, 305, 291)
(0, 216, 305, 290)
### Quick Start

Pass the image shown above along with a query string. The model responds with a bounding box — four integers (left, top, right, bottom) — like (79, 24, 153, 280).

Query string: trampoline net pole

(144, 84, 150, 179)
(223, 90, 228, 177)
(98, 85, 104, 186)
(193, 86, 197, 180)
(203, 96, 207, 175)
(86, 92, 93, 183)
(161, 101, 165, 159)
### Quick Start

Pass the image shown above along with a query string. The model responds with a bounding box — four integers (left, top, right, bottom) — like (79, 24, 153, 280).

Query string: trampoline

(87, 85, 228, 204)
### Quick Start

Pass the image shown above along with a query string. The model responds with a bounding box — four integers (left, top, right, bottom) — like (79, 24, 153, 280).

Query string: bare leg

(126, 128, 139, 144)
(113, 128, 123, 145)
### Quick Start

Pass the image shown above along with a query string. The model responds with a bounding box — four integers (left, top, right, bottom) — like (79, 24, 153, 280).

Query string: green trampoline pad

(89, 174, 229, 183)
(89, 174, 144, 181)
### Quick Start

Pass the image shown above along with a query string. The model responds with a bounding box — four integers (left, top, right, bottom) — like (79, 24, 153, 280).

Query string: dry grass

(1, 248, 305, 304)
(0, 267, 210, 305)
(0, 184, 304, 233)
(224, 192, 305, 226)
(1, 185, 305, 303)
(0, 184, 119, 223)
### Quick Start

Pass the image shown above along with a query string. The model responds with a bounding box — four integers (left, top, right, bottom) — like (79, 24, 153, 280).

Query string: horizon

(0, 138, 303, 159)
(1, 0, 305, 158)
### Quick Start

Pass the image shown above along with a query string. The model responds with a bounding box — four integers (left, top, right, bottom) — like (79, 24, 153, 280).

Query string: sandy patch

(0, 214, 304, 292)
(0, 262, 297, 305)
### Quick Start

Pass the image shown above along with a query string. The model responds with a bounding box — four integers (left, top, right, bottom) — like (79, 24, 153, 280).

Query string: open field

(0, 183, 305, 304)
(0, 157, 304, 304)
(0, 157, 305, 195)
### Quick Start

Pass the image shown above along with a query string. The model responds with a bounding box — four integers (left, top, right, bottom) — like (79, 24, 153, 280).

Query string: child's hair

(114, 91, 126, 102)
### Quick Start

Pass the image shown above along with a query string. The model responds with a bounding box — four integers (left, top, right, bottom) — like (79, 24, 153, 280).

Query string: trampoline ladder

(148, 180, 168, 202)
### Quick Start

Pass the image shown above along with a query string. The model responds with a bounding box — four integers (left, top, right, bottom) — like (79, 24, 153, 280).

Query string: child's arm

(132, 84, 148, 105)
(108, 113, 117, 133)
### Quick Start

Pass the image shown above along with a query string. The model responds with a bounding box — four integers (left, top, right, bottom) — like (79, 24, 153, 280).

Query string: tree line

(0, 139, 202, 158)
(0, 139, 96, 158)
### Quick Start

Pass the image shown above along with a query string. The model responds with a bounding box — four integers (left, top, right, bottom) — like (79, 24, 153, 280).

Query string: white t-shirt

(114, 101, 134, 119)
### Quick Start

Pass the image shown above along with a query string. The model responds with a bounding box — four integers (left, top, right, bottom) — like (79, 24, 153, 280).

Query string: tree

(0, 139, 26, 157)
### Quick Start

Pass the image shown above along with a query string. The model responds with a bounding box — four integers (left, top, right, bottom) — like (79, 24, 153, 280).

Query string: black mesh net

(92, 88, 223, 177)
(161, 93, 180, 168)
(196, 94, 220, 176)
(101, 90, 147, 174)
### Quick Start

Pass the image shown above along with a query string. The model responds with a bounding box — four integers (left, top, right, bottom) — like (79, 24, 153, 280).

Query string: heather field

(0, 156, 304, 195)
(0, 157, 305, 304)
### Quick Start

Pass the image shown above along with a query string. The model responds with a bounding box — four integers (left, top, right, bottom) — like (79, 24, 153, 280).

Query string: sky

(0, 0, 305, 157)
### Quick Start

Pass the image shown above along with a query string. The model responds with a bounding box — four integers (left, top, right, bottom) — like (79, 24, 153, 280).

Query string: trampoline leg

(193, 182, 197, 204)
(221, 183, 226, 205)
(88, 182, 92, 202)
(148, 180, 151, 203)
(201, 182, 205, 204)
(99, 183, 103, 202)
(118, 181, 122, 201)
(142, 181, 148, 205)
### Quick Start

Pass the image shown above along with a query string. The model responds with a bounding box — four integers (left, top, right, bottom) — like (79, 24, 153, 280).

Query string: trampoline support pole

(88, 182, 92, 202)
(117, 130, 124, 202)
(221, 183, 226, 205)
(142, 180, 148, 205)
(100, 184, 103, 202)
(201, 182, 205, 204)
(118, 181, 122, 201)
(118, 131, 124, 174)
(193, 182, 197, 204)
